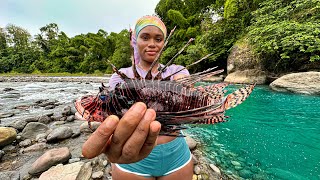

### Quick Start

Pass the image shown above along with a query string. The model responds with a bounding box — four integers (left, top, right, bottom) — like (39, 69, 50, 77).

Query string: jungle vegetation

(0, 0, 319, 74)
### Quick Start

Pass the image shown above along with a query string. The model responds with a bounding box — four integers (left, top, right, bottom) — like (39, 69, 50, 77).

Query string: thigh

(157, 159, 193, 180)
(112, 164, 156, 180)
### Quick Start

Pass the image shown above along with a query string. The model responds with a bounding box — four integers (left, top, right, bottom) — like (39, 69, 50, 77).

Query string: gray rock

(19, 139, 32, 147)
(66, 115, 75, 122)
(21, 122, 50, 140)
(185, 136, 197, 150)
(71, 129, 81, 138)
(60, 116, 67, 121)
(270, 72, 320, 95)
(51, 114, 63, 121)
(36, 133, 48, 142)
(0, 171, 20, 180)
(0, 127, 17, 147)
(0, 112, 14, 119)
(62, 105, 72, 116)
(38, 115, 51, 124)
(46, 126, 73, 142)
(0, 150, 4, 160)
(80, 122, 101, 133)
(69, 157, 81, 164)
(51, 121, 66, 126)
(44, 105, 55, 110)
(25, 117, 38, 123)
(29, 147, 71, 175)
(3, 87, 15, 91)
(9, 119, 28, 131)
(92, 171, 104, 179)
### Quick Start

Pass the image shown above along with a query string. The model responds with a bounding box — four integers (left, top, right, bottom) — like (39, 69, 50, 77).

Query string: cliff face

(225, 39, 267, 84)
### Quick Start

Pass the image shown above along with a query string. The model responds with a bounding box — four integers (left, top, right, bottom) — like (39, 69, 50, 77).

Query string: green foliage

(224, 0, 239, 18)
(248, 0, 320, 72)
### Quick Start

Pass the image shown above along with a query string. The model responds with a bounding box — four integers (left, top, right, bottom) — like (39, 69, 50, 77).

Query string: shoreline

(0, 75, 111, 83)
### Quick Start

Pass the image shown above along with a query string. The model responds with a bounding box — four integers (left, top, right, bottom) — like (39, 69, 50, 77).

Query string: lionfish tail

(224, 84, 256, 110)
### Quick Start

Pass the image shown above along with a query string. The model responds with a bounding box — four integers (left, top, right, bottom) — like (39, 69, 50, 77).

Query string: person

(82, 15, 193, 180)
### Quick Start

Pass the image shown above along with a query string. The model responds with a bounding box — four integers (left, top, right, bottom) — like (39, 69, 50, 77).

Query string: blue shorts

(115, 137, 192, 177)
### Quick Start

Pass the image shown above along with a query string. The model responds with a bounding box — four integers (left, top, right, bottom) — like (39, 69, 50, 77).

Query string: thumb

(82, 115, 119, 159)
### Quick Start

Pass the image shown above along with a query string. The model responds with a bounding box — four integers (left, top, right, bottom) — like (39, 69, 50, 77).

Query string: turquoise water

(187, 85, 320, 180)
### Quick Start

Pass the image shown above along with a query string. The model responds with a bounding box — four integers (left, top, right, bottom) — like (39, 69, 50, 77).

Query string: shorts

(115, 137, 192, 177)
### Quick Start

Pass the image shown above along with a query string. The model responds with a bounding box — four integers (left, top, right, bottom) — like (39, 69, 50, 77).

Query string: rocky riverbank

(0, 81, 228, 180)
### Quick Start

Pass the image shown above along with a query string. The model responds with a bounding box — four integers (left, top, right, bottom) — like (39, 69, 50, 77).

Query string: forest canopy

(0, 0, 319, 74)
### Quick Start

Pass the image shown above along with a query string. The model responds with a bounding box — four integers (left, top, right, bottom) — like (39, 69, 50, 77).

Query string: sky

(0, 0, 160, 37)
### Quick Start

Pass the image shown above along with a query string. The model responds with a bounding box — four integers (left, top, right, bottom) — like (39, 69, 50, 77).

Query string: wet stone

(209, 164, 221, 175)
(231, 160, 241, 166)
(185, 136, 197, 150)
(92, 171, 104, 179)
(239, 169, 253, 179)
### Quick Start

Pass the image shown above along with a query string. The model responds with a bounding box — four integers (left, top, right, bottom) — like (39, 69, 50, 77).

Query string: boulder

(224, 69, 267, 84)
(28, 147, 71, 175)
(0, 127, 17, 147)
(270, 72, 320, 95)
(21, 122, 50, 140)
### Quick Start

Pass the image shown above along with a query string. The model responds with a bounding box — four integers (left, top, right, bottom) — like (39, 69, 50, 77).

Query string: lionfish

(74, 27, 255, 136)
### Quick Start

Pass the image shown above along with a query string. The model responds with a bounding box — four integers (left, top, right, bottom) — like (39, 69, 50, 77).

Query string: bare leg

(112, 164, 156, 180)
(157, 159, 193, 180)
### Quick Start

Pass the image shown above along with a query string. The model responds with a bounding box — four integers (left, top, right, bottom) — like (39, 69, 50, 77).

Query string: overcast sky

(0, 0, 159, 37)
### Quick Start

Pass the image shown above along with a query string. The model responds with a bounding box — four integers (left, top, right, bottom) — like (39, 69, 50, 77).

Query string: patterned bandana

(131, 15, 167, 64)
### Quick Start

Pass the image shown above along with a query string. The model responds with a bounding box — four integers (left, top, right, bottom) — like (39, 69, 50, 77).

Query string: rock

(44, 105, 55, 110)
(21, 122, 50, 140)
(192, 154, 198, 165)
(28, 147, 71, 175)
(239, 169, 253, 179)
(36, 133, 48, 142)
(2, 145, 16, 152)
(38, 115, 51, 124)
(209, 164, 221, 175)
(39, 162, 92, 180)
(194, 165, 201, 175)
(25, 117, 38, 123)
(92, 171, 104, 179)
(19, 139, 32, 147)
(102, 160, 108, 167)
(80, 122, 101, 133)
(3, 87, 15, 91)
(51, 114, 63, 121)
(0, 112, 14, 119)
(0, 127, 17, 147)
(0, 150, 4, 160)
(21, 143, 47, 153)
(9, 119, 28, 131)
(46, 126, 73, 142)
(66, 115, 75, 122)
(185, 136, 197, 150)
(231, 160, 241, 166)
(270, 72, 320, 95)
(62, 105, 72, 116)
(225, 69, 267, 84)
(69, 158, 81, 164)
(78, 162, 93, 180)
(15, 105, 30, 110)
(0, 171, 20, 180)
(60, 117, 67, 121)
(192, 174, 198, 180)
(235, 166, 243, 170)
(203, 75, 224, 82)
(71, 129, 81, 138)
(51, 121, 66, 126)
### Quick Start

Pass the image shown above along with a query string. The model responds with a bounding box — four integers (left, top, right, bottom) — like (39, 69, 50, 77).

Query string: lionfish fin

(224, 84, 255, 110)
(129, 29, 141, 79)
(146, 26, 176, 80)
(107, 60, 129, 80)
(157, 38, 194, 78)
(163, 53, 213, 81)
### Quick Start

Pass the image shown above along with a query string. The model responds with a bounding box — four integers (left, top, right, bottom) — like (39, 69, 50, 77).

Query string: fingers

(82, 115, 119, 159)
(106, 102, 147, 161)
(121, 109, 157, 162)
(139, 120, 161, 158)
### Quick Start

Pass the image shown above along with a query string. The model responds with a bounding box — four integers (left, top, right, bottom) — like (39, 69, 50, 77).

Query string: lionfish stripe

(224, 84, 255, 110)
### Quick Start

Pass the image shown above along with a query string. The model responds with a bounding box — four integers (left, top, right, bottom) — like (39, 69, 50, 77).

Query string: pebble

(66, 115, 75, 122)
(194, 165, 201, 175)
(0, 112, 15, 118)
(80, 122, 101, 133)
(9, 119, 28, 131)
(209, 164, 221, 175)
(185, 136, 197, 150)
(69, 157, 81, 164)
(62, 106, 72, 116)
(38, 115, 51, 124)
(71, 129, 81, 138)
(28, 147, 71, 175)
(19, 139, 32, 147)
(25, 117, 38, 123)
(231, 160, 241, 166)
(21, 142, 47, 153)
(92, 171, 104, 179)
